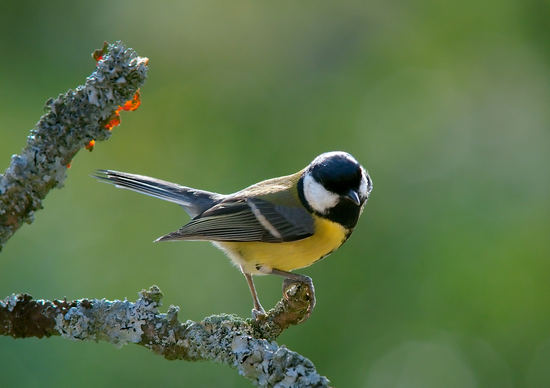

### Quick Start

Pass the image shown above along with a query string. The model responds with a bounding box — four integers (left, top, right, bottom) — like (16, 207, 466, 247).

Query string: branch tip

(0, 41, 148, 248)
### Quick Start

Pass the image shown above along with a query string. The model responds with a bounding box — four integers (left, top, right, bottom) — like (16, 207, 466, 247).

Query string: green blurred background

(1, 1, 549, 387)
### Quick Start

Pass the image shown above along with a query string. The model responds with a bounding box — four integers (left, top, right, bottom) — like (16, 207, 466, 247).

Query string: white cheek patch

(303, 174, 339, 214)
(358, 168, 372, 201)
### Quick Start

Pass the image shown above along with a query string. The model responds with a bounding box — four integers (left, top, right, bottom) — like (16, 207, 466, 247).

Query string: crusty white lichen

(172, 314, 328, 387)
(1, 294, 20, 312)
(55, 290, 160, 347)
(47, 286, 328, 387)
(0, 41, 148, 249)
(55, 299, 158, 346)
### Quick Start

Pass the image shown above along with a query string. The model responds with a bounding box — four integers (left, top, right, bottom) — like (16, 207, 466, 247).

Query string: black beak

(345, 189, 361, 206)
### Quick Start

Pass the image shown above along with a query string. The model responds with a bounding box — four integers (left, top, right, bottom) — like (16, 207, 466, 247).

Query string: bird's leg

(268, 268, 316, 322)
(241, 266, 266, 319)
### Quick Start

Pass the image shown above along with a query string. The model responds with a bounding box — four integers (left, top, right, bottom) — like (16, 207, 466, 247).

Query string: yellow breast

(217, 217, 349, 274)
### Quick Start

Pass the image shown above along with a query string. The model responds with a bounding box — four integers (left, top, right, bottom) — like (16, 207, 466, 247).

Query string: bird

(94, 151, 372, 321)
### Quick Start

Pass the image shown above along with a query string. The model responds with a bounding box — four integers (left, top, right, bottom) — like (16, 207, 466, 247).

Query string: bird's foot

(252, 306, 266, 320)
(282, 276, 316, 323)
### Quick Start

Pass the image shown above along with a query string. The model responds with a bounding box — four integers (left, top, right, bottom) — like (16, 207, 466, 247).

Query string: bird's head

(299, 151, 372, 228)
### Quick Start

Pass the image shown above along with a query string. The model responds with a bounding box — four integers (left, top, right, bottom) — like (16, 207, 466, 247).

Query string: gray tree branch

(0, 41, 148, 249)
(1, 286, 329, 387)
(0, 42, 330, 387)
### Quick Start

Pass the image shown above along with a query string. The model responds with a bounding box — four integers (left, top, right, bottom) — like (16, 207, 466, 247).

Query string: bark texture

(0, 41, 148, 248)
(1, 286, 329, 387)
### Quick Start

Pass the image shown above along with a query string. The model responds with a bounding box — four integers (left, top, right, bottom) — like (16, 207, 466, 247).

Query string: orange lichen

(103, 90, 141, 130)
(92, 41, 109, 63)
(120, 90, 141, 111)
(85, 139, 96, 151)
(67, 163, 72, 169)
(104, 113, 121, 130)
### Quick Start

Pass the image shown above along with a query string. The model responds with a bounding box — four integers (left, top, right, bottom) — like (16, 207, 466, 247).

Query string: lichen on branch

(0, 42, 329, 387)
(0, 286, 329, 388)
(0, 41, 148, 249)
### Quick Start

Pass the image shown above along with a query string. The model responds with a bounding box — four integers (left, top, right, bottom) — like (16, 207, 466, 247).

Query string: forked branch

(1, 285, 329, 387)
(0, 42, 329, 387)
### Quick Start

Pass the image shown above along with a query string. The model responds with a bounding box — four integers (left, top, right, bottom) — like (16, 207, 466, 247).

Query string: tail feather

(94, 169, 222, 218)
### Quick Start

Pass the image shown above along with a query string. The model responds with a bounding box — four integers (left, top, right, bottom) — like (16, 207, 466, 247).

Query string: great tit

(95, 151, 372, 320)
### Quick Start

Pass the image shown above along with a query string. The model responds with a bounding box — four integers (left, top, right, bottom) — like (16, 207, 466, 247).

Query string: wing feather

(156, 197, 314, 243)
(94, 170, 221, 218)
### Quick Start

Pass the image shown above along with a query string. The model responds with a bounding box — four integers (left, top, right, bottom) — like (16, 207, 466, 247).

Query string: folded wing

(156, 197, 314, 243)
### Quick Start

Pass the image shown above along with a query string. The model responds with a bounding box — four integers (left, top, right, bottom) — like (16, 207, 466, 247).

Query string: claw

(252, 307, 266, 320)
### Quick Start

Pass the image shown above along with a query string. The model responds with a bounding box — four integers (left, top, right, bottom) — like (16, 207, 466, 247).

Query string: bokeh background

(1, 1, 549, 387)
